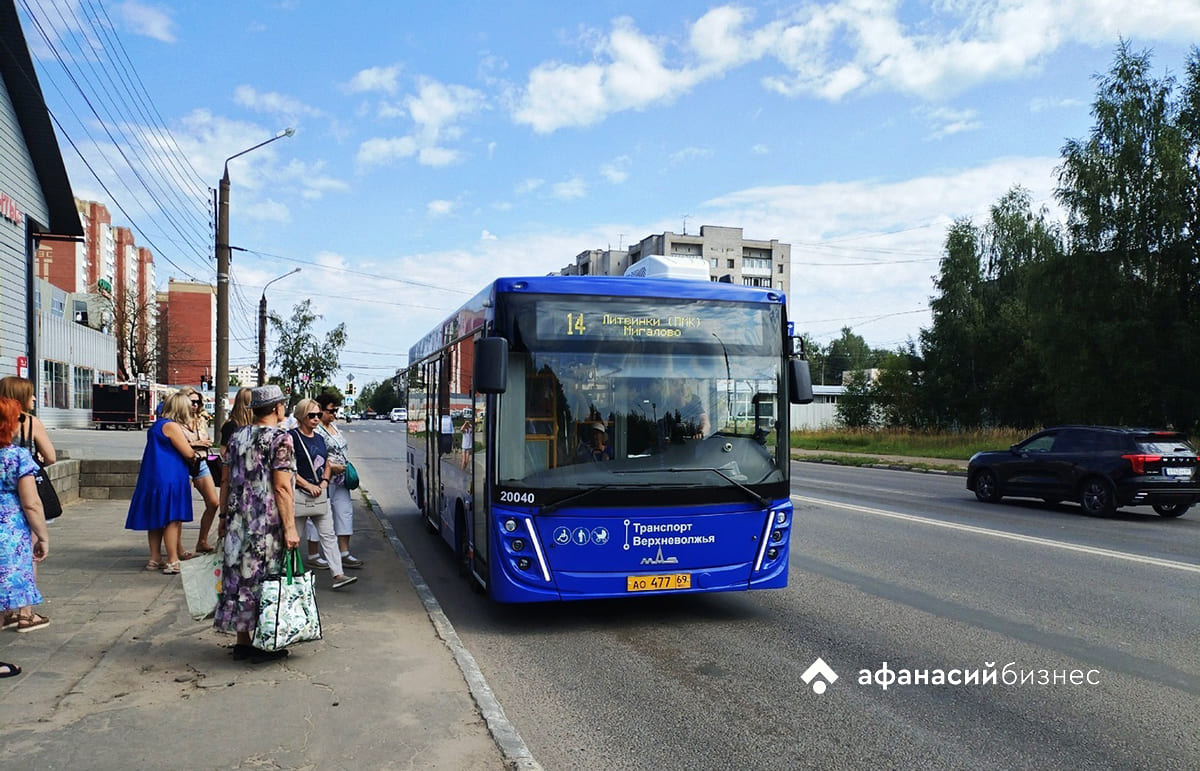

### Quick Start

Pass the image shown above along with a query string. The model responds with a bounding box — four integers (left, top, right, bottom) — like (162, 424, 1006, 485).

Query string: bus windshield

(495, 294, 786, 502)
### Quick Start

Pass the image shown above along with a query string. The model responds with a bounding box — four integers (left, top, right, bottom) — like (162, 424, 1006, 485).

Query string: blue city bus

(403, 271, 812, 602)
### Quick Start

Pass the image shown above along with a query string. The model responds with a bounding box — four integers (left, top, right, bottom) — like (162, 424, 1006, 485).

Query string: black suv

(967, 426, 1198, 518)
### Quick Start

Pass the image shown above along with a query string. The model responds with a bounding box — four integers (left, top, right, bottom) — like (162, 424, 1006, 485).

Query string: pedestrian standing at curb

(313, 392, 364, 573)
(179, 387, 219, 558)
(125, 392, 200, 575)
(0, 376, 55, 632)
(0, 396, 49, 667)
(214, 385, 300, 663)
(291, 398, 356, 590)
(219, 387, 253, 448)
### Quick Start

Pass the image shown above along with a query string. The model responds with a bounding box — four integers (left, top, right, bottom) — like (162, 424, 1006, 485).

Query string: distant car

(967, 426, 1199, 517)
(389, 407, 407, 422)
(363, 409, 377, 421)
(376, 411, 389, 420)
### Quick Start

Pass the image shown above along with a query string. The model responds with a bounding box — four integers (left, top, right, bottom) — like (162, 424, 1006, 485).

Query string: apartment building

(559, 225, 791, 297)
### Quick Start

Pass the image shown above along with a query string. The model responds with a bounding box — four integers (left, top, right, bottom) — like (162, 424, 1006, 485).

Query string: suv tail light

(1122, 454, 1162, 474)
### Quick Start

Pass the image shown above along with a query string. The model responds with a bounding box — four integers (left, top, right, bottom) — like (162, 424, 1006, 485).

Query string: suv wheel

(1152, 502, 1191, 518)
(1080, 477, 1117, 517)
(973, 469, 1002, 503)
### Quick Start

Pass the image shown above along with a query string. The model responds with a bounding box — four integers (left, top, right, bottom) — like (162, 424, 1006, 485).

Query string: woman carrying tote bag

(288, 399, 356, 590)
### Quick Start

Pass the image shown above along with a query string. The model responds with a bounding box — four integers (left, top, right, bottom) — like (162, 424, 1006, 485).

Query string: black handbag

(19, 417, 61, 520)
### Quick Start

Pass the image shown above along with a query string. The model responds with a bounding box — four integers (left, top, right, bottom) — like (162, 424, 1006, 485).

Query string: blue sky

(18, 0, 1200, 386)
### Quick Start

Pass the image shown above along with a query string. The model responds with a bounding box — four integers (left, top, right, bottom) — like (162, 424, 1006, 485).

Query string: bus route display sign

(535, 299, 767, 346)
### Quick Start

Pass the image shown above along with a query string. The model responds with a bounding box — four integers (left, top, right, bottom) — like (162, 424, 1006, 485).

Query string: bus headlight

(767, 547, 779, 560)
(511, 538, 525, 552)
(517, 557, 532, 571)
(771, 530, 783, 542)
(775, 511, 787, 526)
(504, 519, 518, 533)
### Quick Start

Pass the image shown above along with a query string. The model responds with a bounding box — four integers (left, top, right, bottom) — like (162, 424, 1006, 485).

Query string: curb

(362, 492, 543, 771)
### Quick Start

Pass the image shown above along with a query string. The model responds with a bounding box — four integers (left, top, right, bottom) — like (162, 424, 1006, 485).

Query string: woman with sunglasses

(289, 399, 356, 590)
(178, 386, 219, 556)
(311, 392, 363, 571)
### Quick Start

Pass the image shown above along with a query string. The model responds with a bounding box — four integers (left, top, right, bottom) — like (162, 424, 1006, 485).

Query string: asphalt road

(54, 424, 1200, 769)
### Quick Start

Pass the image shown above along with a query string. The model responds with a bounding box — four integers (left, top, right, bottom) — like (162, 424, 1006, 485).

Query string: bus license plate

(627, 573, 691, 592)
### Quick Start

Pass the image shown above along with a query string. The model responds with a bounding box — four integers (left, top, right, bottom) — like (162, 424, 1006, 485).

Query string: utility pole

(215, 171, 231, 431)
(259, 268, 300, 386)
(214, 128, 294, 430)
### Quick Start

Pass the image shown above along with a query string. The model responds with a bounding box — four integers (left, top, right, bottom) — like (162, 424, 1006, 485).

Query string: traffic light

(347, 382, 354, 394)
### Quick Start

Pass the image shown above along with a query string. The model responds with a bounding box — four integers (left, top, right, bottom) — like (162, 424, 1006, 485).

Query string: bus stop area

(0, 481, 508, 769)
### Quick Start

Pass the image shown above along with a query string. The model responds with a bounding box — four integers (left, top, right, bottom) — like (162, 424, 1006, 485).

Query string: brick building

(157, 279, 214, 386)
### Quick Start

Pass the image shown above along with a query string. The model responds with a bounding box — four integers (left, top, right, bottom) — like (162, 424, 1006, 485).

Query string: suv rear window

(1135, 437, 1195, 454)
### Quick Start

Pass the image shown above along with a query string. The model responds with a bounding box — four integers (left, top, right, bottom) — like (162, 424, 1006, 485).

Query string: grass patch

(790, 427, 1031, 461)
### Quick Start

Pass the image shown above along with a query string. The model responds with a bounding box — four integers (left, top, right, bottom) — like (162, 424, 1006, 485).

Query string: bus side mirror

(789, 359, 813, 404)
(475, 337, 509, 394)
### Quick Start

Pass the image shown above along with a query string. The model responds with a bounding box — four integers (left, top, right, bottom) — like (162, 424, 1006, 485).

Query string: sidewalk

(0, 488, 505, 769)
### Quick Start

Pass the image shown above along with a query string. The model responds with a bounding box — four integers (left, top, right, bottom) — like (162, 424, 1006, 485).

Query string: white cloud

(356, 77, 486, 170)
(233, 86, 323, 119)
(481, 230, 498, 241)
(553, 177, 587, 199)
(919, 106, 983, 140)
(515, 178, 544, 194)
(343, 65, 402, 95)
(427, 199, 455, 216)
(241, 198, 291, 224)
(669, 146, 714, 164)
(514, 16, 702, 133)
(751, 144, 769, 155)
(355, 136, 418, 167)
(116, 1, 176, 43)
(600, 155, 631, 183)
(513, 1, 1200, 132)
(701, 155, 1064, 344)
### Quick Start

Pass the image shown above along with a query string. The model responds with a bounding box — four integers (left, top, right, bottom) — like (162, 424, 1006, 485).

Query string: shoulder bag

(252, 548, 321, 651)
(20, 417, 62, 521)
(343, 460, 360, 490)
(289, 429, 327, 519)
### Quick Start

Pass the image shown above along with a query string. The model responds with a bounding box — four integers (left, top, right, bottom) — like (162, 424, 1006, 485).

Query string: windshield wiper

(541, 484, 614, 514)
(615, 467, 768, 507)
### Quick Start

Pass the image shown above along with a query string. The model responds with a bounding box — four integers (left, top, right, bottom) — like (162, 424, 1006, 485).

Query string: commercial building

(558, 225, 791, 297)
(0, 1, 87, 417)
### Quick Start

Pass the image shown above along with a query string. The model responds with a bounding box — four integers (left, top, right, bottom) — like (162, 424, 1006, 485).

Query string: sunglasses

(306, 412, 321, 419)
(325, 407, 339, 413)
(190, 401, 201, 407)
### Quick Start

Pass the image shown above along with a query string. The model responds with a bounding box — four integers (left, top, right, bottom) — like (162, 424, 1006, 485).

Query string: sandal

(144, 560, 163, 571)
(179, 551, 196, 561)
(0, 661, 20, 678)
(2, 612, 18, 629)
(16, 613, 49, 633)
(161, 562, 181, 575)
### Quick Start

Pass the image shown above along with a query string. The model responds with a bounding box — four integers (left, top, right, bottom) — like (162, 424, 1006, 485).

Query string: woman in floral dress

(213, 385, 299, 663)
(0, 397, 49, 677)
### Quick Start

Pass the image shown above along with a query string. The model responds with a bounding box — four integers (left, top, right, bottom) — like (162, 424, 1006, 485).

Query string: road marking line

(791, 495, 1200, 574)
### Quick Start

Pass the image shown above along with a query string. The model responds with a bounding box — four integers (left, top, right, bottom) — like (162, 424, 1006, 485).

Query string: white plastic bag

(181, 548, 223, 620)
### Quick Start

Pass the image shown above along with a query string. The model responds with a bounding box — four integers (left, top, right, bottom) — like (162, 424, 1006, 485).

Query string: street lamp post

(215, 127, 294, 430)
(258, 267, 301, 386)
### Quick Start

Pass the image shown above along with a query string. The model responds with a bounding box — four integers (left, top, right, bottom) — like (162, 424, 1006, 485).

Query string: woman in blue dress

(0, 396, 50, 677)
(126, 391, 202, 575)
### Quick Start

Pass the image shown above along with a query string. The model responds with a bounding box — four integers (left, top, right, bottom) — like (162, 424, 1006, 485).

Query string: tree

(269, 299, 348, 400)
(1053, 42, 1200, 428)
(836, 370, 876, 428)
(825, 327, 874, 385)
